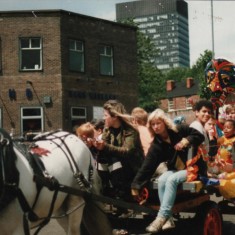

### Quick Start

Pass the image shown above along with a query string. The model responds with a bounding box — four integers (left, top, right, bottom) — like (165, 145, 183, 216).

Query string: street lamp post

(211, 0, 215, 58)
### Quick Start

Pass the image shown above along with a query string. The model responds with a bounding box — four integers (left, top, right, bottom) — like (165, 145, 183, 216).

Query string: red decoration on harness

(31, 147, 51, 156)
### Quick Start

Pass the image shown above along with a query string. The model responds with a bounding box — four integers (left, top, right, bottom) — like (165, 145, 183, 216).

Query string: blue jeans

(157, 170, 187, 218)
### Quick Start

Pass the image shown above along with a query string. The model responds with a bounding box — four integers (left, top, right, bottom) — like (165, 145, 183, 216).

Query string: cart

(99, 179, 234, 235)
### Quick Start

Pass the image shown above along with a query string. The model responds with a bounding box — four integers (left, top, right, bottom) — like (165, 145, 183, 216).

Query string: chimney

(186, 77, 194, 88)
(166, 80, 175, 91)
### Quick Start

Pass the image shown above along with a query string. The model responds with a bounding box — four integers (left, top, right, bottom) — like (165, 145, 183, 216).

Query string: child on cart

(208, 119, 235, 200)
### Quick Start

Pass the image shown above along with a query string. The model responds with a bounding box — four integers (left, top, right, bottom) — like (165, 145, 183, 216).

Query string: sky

(1, 0, 235, 67)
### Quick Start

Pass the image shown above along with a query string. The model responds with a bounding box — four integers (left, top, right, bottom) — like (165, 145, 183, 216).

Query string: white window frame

(71, 107, 86, 119)
(21, 107, 44, 135)
(168, 99, 174, 111)
(69, 39, 84, 72)
(71, 107, 87, 128)
(100, 45, 113, 76)
(19, 37, 42, 71)
(186, 97, 192, 109)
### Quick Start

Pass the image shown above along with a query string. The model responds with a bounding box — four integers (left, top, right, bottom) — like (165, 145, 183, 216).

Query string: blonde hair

(76, 122, 94, 139)
(131, 107, 148, 126)
(225, 104, 235, 114)
(147, 109, 178, 135)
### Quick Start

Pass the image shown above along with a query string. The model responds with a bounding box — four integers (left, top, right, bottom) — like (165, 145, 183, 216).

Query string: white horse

(0, 129, 113, 235)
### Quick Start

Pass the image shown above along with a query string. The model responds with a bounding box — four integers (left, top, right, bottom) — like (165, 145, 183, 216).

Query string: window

(19, 37, 42, 71)
(186, 97, 192, 109)
(93, 106, 103, 120)
(168, 99, 174, 111)
(71, 107, 87, 128)
(100, 45, 113, 76)
(21, 107, 44, 137)
(69, 39, 84, 72)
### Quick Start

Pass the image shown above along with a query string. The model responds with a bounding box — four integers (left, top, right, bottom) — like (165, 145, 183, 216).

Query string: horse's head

(0, 128, 19, 210)
(205, 58, 235, 109)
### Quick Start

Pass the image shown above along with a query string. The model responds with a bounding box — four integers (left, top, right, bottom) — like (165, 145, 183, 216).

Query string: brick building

(160, 77, 200, 124)
(0, 10, 138, 137)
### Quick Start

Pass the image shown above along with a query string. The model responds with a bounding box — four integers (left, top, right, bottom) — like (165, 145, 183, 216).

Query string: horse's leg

(0, 200, 25, 235)
(57, 195, 85, 235)
(67, 195, 85, 235)
(82, 200, 113, 235)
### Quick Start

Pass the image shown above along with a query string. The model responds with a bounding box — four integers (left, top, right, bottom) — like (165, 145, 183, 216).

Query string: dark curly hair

(193, 99, 214, 114)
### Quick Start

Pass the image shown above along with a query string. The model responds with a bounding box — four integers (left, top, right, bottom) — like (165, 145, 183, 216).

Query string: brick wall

(160, 95, 199, 124)
(0, 10, 138, 134)
(0, 12, 63, 134)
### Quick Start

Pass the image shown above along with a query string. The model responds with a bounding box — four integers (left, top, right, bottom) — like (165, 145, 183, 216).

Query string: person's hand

(131, 188, 147, 205)
(131, 188, 139, 197)
(86, 137, 95, 148)
(174, 138, 189, 151)
(93, 139, 105, 150)
(216, 158, 226, 167)
(208, 126, 217, 140)
(174, 142, 184, 151)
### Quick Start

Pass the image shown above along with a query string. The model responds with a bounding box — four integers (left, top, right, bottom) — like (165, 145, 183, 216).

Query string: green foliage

(162, 50, 213, 99)
(118, 19, 213, 109)
(163, 67, 191, 82)
(190, 50, 212, 99)
(138, 62, 164, 112)
(119, 18, 164, 112)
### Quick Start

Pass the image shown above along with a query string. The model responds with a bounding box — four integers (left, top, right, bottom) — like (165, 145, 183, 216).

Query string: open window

(21, 107, 44, 140)
(19, 37, 42, 71)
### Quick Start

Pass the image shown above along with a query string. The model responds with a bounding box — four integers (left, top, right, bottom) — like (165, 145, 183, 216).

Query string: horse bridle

(10, 131, 94, 235)
(0, 133, 10, 201)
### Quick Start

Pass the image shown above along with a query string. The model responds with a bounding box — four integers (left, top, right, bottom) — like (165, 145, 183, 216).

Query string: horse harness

(0, 130, 20, 210)
(1, 130, 93, 235)
(31, 131, 93, 191)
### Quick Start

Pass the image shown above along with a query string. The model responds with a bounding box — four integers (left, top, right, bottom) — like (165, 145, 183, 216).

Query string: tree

(138, 62, 164, 111)
(190, 50, 213, 99)
(119, 19, 213, 109)
(163, 50, 213, 100)
(137, 28, 165, 111)
(119, 19, 165, 112)
(163, 67, 191, 82)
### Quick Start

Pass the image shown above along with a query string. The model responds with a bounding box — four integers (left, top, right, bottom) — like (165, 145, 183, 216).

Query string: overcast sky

(1, 0, 234, 66)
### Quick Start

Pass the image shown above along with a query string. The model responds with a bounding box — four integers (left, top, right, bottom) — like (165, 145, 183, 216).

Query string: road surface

(34, 206, 235, 235)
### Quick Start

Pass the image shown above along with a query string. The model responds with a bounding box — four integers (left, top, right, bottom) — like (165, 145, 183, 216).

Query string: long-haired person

(131, 109, 204, 233)
(94, 100, 144, 199)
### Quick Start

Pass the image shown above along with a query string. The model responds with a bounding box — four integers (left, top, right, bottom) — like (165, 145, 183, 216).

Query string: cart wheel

(195, 201, 223, 235)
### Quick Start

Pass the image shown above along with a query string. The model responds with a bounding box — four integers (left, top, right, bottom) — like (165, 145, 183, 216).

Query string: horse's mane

(0, 128, 19, 211)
